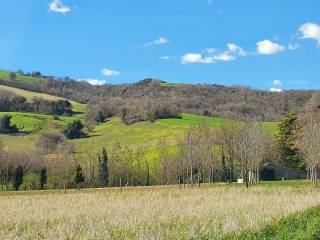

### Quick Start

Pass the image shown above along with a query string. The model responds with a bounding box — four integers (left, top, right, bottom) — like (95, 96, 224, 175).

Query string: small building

(260, 163, 307, 181)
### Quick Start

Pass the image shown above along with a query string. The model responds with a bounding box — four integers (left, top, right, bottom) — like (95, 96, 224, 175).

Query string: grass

(0, 112, 78, 151)
(0, 85, 86, 113)
(76, 113, 278, 153)
(0, 70, 44, 84)
(226, 206, 320, 240)
(0, 111, 278, 154)
(0, 182, 319, 239)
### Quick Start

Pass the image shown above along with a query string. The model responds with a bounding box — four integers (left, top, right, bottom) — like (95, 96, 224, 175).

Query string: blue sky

(0, 0, 320, 91)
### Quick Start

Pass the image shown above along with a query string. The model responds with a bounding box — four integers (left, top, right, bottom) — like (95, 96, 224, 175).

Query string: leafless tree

(158, 138, 171, 185)
(297, 115, 320, 188)
(215, 121, 239, 182)
(233, 121, 267, 187)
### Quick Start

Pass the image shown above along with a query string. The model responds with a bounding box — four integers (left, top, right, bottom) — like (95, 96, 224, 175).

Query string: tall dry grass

(0, 184, 319, 240)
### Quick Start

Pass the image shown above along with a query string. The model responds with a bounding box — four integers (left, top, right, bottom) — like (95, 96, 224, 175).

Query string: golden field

(0, 183, 320, 240)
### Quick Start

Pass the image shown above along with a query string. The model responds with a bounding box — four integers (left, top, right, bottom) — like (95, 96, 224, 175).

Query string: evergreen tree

(0, 115, 18, 133)
(74, 164, 85, 189)
(9, 72, 17, 81)
(95, 111, 105, 124)
(276, 112, 303, 169)
(13, 165, 24, 191)
(64, 120, 85, 139)
(98, 147, 109, 187)
(39, 167, 47, 190)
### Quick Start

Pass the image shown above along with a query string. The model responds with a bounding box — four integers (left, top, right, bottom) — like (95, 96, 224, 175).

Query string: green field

(0, 112, 79, 151)
(0, 70, 44, 84)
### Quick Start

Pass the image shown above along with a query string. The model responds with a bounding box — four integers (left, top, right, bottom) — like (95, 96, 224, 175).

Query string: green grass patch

(225, 206, 320, 240)
(0, 70, 44, 84)
(0, 112, 76, 133)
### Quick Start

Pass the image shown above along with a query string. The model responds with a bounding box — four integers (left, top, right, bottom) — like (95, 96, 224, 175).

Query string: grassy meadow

(0, 70, 44, 84)
(0, 182, 319, 240)
(0, 111, 279, 154)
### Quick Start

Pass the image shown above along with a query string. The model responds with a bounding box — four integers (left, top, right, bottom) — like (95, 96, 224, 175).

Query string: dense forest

(0, 74, 316, 123)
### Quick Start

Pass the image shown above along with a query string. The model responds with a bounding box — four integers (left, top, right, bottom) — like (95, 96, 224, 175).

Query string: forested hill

(0, 70, 316, 121)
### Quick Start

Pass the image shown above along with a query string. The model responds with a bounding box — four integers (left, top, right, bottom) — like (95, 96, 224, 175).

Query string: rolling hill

(0, 76, 279, 166)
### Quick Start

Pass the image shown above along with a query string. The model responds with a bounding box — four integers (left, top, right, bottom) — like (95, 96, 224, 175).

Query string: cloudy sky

(0, 0, 320, 90)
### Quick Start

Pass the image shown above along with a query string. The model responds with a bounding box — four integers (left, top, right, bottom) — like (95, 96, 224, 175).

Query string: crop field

(0, 182, 319, 240)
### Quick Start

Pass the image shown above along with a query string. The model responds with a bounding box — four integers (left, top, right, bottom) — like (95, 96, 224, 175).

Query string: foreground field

(0, 183, 319, 240)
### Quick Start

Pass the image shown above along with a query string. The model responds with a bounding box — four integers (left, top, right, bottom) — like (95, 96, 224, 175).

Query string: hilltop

(0, 69, 315, 121)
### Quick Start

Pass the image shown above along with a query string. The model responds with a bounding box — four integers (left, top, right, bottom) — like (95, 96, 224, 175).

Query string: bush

(47, 176, 64, 190)
(20, 173, 40, 191)
(63, 120, 85, 139)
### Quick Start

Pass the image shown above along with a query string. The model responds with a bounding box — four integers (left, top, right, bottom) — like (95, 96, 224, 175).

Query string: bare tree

(297, 115, 320, 187)
(247, 122, 267, 185)
(215, 121, 239, 182)
(233, 121, 267, 187)
(158, 138, 171, 185)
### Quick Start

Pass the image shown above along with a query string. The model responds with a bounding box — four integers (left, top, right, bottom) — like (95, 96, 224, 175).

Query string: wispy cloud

(145, 37, 169, 47)
(288, 43, 300, 50)
(78, 79, 106, 86)
(299, 22, 320, 46)
(288, 80, 309, 85)
(227, 43, 247, 56)
(49, 0, 71, 14)
(101, 68, 121, 77)
(256, 39, 285, 55)
(160, 56, 171, 60)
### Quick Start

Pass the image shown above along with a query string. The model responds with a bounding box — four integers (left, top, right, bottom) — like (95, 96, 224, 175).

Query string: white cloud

(256, 39, 285, 55)
(299, 22, 320, 46)
(288, 43, 300, 50)
(181, 53, 214, 64)
(270, 88, 283, 93)
(49, 0, 71, 14)
(227, 43, 247, 56)
(213, 53, 236, 61)
(160, 56, 171, 60)
(145, 37, 169, 47)
(101, 68, 120, 77)
(181, 43, 246, 64)
(79, 79, 106, 86)
(272, 80, 282, 86)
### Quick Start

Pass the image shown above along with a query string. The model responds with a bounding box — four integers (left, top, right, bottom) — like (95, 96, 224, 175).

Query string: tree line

(2, 103, 320, 191)
(0, 90, 72, 116)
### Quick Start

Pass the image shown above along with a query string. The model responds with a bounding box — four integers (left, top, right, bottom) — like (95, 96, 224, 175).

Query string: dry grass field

(0, 183, 320, 240)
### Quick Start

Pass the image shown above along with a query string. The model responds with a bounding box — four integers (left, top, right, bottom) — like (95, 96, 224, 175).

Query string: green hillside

(0, 111, 279, 152)
(0, 84, 279, 157)
(0, 70, 43, 84)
